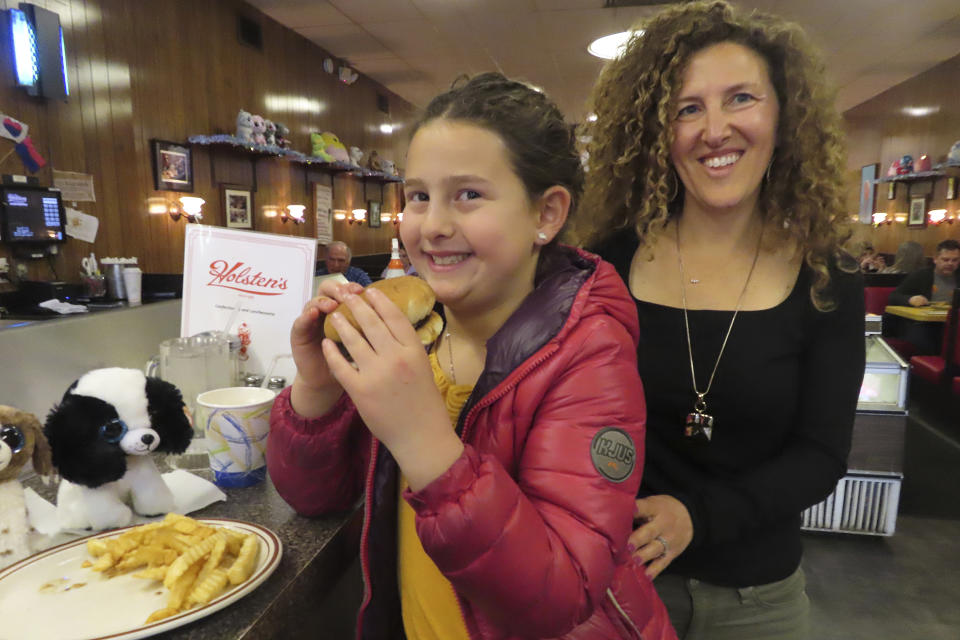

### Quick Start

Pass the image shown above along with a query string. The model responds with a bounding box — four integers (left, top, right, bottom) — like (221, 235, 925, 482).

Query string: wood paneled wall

(844, 53, 960, 256)
(0, 0, 413, 285)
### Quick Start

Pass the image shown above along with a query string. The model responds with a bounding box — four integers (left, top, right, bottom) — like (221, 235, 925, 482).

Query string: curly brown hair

(572, 0, 853, 309)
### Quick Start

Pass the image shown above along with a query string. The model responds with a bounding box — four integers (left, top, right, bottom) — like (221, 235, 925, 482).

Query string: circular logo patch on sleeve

(590, 427, 636, 483)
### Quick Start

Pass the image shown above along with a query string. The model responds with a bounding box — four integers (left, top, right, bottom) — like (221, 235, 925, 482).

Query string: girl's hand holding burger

(289, 281, 363, 418)
(322, 281, 463, 491)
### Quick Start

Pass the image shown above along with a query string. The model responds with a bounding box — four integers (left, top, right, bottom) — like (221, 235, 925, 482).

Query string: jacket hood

(468, 245, 638, 412)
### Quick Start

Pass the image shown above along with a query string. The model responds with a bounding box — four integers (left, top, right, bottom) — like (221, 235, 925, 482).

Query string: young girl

(266, 73, 675, 640)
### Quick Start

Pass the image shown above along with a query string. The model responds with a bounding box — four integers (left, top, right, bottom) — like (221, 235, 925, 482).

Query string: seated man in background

(316, 241, 372, 286)
(889, 239, 960, 307)
(887, 239, 960, 355)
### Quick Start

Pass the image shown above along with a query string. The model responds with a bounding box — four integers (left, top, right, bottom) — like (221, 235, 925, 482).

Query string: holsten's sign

(182, 225, 316, 384)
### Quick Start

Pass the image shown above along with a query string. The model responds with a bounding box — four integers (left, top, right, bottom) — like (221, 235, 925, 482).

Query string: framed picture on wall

(887, 182, 896, 200)
(858, 164, 878, 224)
(947, 177, 957, 200)
(908, 196, 927, 228)
(222, 185, 253, 229)
(151, 140, 193, 192)
(368, 201, 381, 228)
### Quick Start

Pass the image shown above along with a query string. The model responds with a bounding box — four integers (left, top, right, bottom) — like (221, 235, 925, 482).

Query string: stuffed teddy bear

(264, 120, 277, 146)
(381, 158, 397, 176)
(314, 131, 350, 163)
(250, 115, 267, 146)
(275, 122, 291, 149)
(44, 368, 193, 531)
(349, 146, 364, 167)
(0, 405, 54, 568)
(236, 109, 254, 143)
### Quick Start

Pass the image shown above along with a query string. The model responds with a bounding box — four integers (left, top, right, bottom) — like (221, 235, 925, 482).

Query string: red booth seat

(952, 377, 960, 396)
(864, 286, 895, 315)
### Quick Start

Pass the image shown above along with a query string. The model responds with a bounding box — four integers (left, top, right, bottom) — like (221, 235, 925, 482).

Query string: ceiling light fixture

(901, 106, 940, 118)
(588, 30, 642, 59)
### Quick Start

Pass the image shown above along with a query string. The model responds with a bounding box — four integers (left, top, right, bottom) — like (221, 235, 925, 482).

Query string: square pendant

(684, 411, 714, 441)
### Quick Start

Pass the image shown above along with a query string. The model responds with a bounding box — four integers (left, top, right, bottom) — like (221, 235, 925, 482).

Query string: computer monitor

(0, 185, 66, 244)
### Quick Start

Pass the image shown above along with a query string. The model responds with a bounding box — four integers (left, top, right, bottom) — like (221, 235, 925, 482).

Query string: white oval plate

(0, 518, 282, 640)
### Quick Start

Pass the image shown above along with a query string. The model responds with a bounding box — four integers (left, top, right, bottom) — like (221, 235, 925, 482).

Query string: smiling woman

(577, 2, 866, 639)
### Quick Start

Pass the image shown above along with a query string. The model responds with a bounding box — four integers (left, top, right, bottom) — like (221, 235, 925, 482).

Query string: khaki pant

(655, 567, 810, 640)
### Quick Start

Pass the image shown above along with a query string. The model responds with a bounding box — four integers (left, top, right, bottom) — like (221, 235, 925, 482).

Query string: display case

(802, 336, 907, 536)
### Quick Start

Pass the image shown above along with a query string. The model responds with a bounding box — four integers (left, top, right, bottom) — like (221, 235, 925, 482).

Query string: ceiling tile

(328, 0, 424, 23)
(249, 1, 351, 27)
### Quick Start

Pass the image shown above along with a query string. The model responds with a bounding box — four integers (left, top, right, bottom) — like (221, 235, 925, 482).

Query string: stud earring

(537, 232, 548, 242)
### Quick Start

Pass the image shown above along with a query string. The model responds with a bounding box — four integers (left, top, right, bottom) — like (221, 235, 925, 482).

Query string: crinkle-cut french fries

(80, 513, 262, 624)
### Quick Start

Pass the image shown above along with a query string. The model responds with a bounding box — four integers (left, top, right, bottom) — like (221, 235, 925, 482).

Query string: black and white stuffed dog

(44, 368, 193, 530)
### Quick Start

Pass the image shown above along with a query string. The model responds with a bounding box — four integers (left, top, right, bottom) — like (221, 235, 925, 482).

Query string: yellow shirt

(397, 351, 474, 640)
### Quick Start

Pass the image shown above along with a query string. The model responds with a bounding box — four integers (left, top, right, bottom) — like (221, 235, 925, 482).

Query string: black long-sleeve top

(888, 266, 934, 306)
(597, 233, 865, 587)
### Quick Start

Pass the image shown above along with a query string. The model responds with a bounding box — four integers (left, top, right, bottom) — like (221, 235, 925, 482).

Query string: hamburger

(323, 276, 443, 355)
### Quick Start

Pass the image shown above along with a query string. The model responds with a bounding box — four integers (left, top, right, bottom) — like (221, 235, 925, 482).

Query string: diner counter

(24, 469, 362, 640)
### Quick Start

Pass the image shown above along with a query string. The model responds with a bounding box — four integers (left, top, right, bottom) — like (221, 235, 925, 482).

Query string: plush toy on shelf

(948, 141, 960, 164)
(366, 149, 383, 171)
(349, 146, 364, 167)
(381, 158, 398, 176)
(250, 115, 267, 145)
(44, 368, 194, 531)
(236, 109, 254, 143)
(310, 132, 333, 161)
(313, 131, 350, 163)
(0, 405, 54, 568)
(264, 120, 277, 146)
(275, 122, 291, 149)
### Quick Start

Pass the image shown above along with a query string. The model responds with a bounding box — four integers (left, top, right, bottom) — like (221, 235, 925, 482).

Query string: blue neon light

(9, 9, 38, 87)
(59, 25, 68, 95)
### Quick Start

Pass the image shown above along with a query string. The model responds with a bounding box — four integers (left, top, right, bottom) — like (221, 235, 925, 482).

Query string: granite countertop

(23, 469, 361, 640)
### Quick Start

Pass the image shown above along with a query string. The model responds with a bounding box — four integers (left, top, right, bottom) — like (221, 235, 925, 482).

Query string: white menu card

(181, 224, 316, 386)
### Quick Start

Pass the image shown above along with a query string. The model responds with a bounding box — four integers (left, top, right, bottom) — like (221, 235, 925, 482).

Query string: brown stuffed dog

(0, 405, 54, 568)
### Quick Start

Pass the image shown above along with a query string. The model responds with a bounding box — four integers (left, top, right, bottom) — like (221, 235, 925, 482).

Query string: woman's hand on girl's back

(323, 287, 463, 490)
(629, 495, 694, 578)
(288, 281, 363, 417)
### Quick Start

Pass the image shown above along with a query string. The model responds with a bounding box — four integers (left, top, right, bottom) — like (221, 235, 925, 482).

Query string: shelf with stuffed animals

(875, 144, 960, 184)
(187, 110, 403, 184)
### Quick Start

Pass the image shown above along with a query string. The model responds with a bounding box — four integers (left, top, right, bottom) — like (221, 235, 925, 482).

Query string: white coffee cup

(196, 386, 276, 488)
(122, 266, 142, 305)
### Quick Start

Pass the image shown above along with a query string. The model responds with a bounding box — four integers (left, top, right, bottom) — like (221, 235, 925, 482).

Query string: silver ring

(655, 535, 669, 558)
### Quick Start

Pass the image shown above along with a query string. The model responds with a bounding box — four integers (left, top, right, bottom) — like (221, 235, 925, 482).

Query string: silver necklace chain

(676, 222, 763, 412)
(445, 330, 456, 384)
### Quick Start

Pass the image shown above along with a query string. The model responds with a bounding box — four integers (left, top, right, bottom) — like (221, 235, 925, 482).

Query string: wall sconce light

(928, 209, 947, 224)
(348, 208, 366, 225)
(381, 212, 392, 223)
(147, 195, 203, 222)
(178, 196, 204, 223)
(282, 204, 306, 224)
(262, 204, 280, 219)
(893, 213, 907, 224)
(333, 209, 347, 221)
(392, 211, 403, 226)
(872, 212, 887, 226)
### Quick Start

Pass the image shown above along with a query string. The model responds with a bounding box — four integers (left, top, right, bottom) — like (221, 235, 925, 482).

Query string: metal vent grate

(802, 474, 901, 536)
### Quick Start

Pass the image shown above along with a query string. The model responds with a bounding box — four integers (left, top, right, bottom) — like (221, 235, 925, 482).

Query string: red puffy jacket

(267, 247, 676, 640)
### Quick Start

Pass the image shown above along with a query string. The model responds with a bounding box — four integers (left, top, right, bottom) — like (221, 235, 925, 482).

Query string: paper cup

(196, 386, 276, 488)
